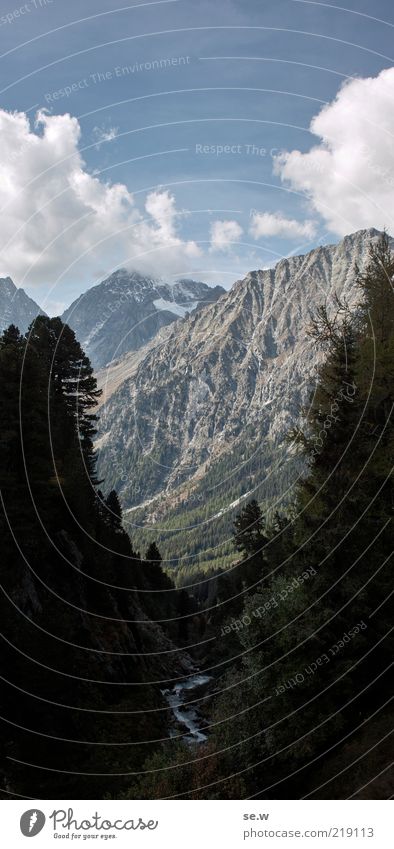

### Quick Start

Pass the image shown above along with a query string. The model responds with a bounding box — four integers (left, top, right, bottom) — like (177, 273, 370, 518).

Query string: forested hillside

(122, 235, 393, 800)
(0, 316, 187, 799)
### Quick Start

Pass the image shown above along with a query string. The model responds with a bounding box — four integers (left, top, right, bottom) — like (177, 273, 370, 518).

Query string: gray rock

(0, 277, 46, 334)
(62, 269, 225, 368)
(96, 229, 384, 523)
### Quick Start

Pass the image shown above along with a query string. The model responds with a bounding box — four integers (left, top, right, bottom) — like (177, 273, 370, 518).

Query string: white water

(162, 674, 212, 744)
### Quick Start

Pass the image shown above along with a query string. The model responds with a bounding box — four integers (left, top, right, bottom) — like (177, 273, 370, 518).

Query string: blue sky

(1, 0, 394, 312)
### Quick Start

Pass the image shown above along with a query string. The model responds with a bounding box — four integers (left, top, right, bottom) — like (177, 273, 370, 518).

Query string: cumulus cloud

(93, 125, 119, 148)
(249, 212, 317, 240)
(275, 67, 394, 236)
(210, 219, 243, 252)
(145, 188, 181, 242)
(0, 108, 200, 301)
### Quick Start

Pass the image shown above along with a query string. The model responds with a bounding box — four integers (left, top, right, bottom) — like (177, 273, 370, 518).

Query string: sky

(0, 0, 394, 313)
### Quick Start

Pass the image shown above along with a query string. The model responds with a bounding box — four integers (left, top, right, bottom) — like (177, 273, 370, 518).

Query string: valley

(93, 229, 385, 574)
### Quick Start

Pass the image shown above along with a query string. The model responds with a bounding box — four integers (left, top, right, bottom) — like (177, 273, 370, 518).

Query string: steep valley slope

(94, 229, 385, 574)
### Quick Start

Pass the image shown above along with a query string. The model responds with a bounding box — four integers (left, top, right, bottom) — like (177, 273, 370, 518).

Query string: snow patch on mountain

(153, 298, 198, 318)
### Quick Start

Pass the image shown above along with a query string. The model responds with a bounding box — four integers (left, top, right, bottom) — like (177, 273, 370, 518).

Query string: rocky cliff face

(62, 269, 225, 368)
(95, 229, 384, 567)
(0, 277, 45, 334)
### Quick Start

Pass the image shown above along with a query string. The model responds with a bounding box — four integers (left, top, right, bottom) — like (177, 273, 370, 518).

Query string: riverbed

(161, 673, 212, 744)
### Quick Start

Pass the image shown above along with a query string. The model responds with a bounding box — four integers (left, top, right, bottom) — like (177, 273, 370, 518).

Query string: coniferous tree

(207, 234, 393, 799)
(105, 489, 122, 529)
(233, 499, 266, 556)
(0, 319, 169, 799)
(145, 542, 162, 565)
(232, 498, 269, 591)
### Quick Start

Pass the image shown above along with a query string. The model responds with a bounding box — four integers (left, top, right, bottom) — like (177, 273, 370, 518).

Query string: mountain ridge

(61, 269, 225, 368)
(95, 228, 386, 570)
(0, 276, 46, 334)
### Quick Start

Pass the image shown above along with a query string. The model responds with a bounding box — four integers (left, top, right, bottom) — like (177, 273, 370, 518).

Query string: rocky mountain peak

(0, 276, 17, 293)
(0, 277, 46, 334)
(62, 269, 225, 368)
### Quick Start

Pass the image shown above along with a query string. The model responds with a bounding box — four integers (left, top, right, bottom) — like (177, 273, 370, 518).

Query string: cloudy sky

(1, 0, 394, 312)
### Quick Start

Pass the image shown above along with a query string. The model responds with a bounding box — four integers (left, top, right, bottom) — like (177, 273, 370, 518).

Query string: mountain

(0, 276, 46, 334)
(62, 269, 225, 368)
(95, 228, 384, 572)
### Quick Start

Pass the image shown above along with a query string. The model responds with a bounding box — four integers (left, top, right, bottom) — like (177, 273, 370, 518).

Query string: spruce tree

(209, 233, 394, 798)
(105, 489, 122, 529)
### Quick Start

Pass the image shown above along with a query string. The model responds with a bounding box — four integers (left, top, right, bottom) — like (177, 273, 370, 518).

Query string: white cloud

(0, 109, 200, 304)
(275, 67, 394, 236)
(93, 125, 119, 148)
(210, 219, 243, 252)
(145, 188, 180, 243)
(249, 212, 317, 240)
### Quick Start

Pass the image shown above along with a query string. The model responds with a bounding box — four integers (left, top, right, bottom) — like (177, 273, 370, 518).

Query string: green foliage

(204, 233, 393, 798)
(0, 318, 172, 799)
(233, 499, 267, 556)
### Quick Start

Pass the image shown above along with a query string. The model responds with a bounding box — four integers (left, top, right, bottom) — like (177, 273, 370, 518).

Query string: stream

(162, 673, 212, 744)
